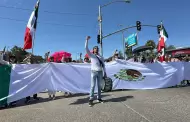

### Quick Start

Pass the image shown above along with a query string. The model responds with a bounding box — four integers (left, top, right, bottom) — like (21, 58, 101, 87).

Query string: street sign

(125, 33, 137, 47)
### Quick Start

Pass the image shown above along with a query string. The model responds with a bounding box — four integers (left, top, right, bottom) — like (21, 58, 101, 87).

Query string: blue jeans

(89, 71, 103, 100)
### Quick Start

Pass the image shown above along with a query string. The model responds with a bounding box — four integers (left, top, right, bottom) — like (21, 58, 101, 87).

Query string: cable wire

(0, 16, 87, 28)
(0, 5, 93, 16)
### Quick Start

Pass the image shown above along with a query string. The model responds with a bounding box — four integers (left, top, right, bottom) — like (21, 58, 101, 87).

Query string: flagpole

(161, 20, 163, 29)
(31, 0, 40, 55)
(32, 32, 36, 55)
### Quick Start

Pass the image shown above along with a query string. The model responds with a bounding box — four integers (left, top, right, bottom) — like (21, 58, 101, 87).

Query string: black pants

(26, 94, 38, 100)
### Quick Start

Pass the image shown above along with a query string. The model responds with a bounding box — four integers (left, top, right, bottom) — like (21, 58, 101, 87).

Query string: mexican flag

(23, 0, 40, 50)
(157, 23, 168, 62)
(0, 64, 12, 105)
(0, 52, 46, 106)
(0, 63, 48, 106)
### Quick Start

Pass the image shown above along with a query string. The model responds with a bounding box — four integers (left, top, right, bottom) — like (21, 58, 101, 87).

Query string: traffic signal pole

(103, 24, 157, 39)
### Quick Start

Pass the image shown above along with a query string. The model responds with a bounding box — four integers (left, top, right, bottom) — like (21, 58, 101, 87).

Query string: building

(166, 47, 190, 57)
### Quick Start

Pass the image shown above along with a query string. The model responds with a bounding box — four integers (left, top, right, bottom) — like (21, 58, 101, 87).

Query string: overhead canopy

(133, 46, 153, 54)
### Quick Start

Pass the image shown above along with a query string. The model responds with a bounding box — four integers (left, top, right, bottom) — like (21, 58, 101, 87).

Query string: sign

(172, 49, 190, 56)
(125, 33, 137, 47)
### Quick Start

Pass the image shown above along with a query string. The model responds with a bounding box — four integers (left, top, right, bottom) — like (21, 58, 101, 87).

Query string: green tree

(32, 55, 45, 63)
(10, 45, 44, 63)
(10, 46, 29, 63)
(125, 47, 133, 59)
(145, 40, 156, 50)
(145, 40, 156, 59)
(166, 45, 176, 50)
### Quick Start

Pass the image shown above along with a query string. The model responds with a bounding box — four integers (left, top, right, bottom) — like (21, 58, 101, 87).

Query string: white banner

(6, 60, 189, 103)
(184, 62, 190, 80)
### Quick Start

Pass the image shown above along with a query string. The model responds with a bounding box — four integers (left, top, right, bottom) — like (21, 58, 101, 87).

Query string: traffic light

(157, 25, 161, 34)
(97, 34, 100, 44)
(136, 21, 141, 31)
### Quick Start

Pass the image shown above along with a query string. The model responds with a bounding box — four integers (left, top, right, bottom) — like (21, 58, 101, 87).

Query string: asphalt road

(1, 87, 190, 122)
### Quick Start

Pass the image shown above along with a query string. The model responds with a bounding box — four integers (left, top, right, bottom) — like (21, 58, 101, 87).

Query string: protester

(0, 52, 9, 65)
(112, 49, 119, 61)
(85, 36, 107, 107)
(45, 51, 50, 62)
(84, 57, 90, 63)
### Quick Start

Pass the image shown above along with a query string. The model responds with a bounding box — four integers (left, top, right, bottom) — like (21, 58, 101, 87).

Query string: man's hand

(86, 36, 91, 41)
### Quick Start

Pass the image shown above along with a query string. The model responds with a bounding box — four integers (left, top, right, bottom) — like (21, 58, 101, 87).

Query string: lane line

(111, 94, 152, 122)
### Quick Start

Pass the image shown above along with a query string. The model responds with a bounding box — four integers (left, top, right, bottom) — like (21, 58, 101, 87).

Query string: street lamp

(98, 0, 130, 56)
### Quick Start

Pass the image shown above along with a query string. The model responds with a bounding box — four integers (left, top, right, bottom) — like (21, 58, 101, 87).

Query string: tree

(166, 45, 176, 50)
(125, 47, 133, 59)
(10, 46, 29, 63)
(145, 40, 156, 50)
(10, 45, 44, 63)
(32, 55, 45, 63)
(145, 40, 157, 59)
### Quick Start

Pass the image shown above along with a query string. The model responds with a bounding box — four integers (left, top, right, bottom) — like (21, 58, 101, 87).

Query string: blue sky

(0, 0, 190, 59)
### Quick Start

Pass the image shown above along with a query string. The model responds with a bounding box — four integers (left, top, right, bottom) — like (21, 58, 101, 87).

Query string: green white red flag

(23, 0, 40, 50)
(157, 22, 168, 62)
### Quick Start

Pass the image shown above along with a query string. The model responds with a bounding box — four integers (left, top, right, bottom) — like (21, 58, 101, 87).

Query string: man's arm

(85, 36, 93, 58)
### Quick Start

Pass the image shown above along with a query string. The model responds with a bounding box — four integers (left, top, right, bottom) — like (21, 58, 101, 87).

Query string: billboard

(125, 33, 137, 47)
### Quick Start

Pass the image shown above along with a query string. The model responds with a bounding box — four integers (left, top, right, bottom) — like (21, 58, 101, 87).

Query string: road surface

(1, 87, 190, 122)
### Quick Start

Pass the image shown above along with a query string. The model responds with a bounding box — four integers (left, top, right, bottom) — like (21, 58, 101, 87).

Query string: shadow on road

(69, 94, 110, 105)
(70, 95, 134, 105)
(0, 93, 88, 110)
(105, 96, 134, 103)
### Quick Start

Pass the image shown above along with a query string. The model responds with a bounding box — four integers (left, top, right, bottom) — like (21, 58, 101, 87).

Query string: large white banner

(6, 60, 189, 103)
(184, 62, 190, 80)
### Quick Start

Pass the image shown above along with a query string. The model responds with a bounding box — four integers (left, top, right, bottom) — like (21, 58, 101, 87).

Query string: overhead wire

(0, 4, 96, 28)
(0, 16, 87, 28)
(0, 5, 93, 16)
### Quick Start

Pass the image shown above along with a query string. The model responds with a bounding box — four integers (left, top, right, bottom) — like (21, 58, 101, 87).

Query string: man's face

(93, 47, 99, 54)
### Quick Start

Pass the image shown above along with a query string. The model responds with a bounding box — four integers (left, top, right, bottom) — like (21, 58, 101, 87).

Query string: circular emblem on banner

(114, 69, 146, 81)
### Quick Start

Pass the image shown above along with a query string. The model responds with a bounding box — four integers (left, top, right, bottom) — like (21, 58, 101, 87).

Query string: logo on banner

(114, 69, 146, 81)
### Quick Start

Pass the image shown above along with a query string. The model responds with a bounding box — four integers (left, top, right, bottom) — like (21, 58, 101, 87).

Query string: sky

(0, 0, 190, 59)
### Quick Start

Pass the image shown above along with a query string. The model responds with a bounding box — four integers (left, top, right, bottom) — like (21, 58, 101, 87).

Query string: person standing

(85, 36, 107, 107)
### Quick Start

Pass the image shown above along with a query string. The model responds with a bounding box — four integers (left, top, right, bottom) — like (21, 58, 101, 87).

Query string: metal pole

(32, 32, 36, 54)
(122, 31, 125, 59)
(98, 5, 103, 56)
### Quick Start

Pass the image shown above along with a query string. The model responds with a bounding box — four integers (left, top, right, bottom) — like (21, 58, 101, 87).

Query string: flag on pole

(157, 22, 168, 62)
(23, 0, 40, 50)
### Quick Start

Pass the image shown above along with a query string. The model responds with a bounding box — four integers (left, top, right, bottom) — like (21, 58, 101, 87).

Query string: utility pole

(98, 5, 103, 56)
(98, 0, 130, 56)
